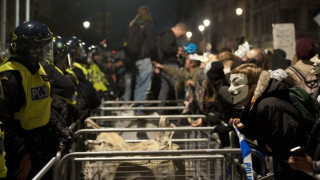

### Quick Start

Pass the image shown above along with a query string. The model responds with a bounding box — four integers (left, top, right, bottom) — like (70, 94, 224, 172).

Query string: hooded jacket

(240, 71, 307, 160)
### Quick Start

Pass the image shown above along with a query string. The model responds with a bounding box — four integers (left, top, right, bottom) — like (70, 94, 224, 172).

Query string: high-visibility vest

(73, 62, 90, 81)
(0, 61, 51, 130)
(88, 63, 108, 92)
(55, 66, 77, 105)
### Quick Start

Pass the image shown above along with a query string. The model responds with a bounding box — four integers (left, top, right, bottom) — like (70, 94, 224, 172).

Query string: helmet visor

(67, 53, 73, 70)
(44, 39, 53, 63)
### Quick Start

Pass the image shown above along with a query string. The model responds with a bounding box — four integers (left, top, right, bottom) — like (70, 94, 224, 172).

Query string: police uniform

(0, 58, 51, 178)
(72, 62, 100, 110)
(88, 62, 108, 92)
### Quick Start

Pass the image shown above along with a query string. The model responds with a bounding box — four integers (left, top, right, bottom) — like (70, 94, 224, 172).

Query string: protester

(288, 49, 320, 180)
(246, 48, 270, 70)
(123, 5, 157, 115)
(229, 64, 308, 179)
(285, 38, 319, 95)
(157, 22, 187, 114)
(270, 49, 291, 70)
(191, 61, 231, 147)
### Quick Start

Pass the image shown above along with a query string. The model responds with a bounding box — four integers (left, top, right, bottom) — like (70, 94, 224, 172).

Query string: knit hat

(295, 38, 316, 60)
(206, 61, 225, 81)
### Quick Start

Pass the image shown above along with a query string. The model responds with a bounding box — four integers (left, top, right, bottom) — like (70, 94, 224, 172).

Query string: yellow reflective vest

(55, 66, 77, 105)
(88, 62, 108, 92)
(73, 62, 90, 81)
(0, 122, 7, 178)
(0, 61, 51, 130)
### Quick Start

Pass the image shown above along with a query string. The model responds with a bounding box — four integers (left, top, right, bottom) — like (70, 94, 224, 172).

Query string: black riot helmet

(65, 36, 87, 64)
(10, 21, 54, 64)
(53, 36, 72, 71)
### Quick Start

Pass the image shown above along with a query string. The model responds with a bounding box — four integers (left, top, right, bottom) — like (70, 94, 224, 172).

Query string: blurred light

(198, 25, 205, 32)
(186, 31, 192, 41)
(112, 50, 116, 54)
(186, 31, 192, 38)
(203, 19, 210, 27)
(236, 8, 243, 16)
(83, 21, 90, 29)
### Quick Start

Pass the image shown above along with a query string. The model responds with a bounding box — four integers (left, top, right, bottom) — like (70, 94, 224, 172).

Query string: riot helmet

(53, 36, 72, 71)
(65, 36, 87, 64)
(10, 21, 53, 64)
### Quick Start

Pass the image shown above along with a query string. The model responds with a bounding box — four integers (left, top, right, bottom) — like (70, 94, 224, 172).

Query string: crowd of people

(1, 4, 320, 180)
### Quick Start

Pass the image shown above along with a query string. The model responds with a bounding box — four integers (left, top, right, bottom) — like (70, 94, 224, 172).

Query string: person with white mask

(229, 63, 308, 180)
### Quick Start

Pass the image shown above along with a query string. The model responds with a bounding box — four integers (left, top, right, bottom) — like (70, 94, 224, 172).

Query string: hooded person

(229, 64, 309, 179)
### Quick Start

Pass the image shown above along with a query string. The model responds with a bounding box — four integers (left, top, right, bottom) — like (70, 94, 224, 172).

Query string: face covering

(310, 54, 320, 75)
(228, 74, 249, 104)
(269, 69, 288, 81)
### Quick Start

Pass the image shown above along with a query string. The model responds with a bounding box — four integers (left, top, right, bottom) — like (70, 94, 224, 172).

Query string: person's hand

(288, 154, 314, 173)
(229, 118, 244, 129)
(186, 80, 195, 87)
(184, 100, 190, 108)
(15, 153, 32, 180)
(154, 68, 160, 74)
(192, 118, 202, 127)
(153, 62, 164, 69)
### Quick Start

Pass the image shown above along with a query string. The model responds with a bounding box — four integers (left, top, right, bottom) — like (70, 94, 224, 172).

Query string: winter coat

(133, 17, 157, 61)
(240, 71, 308, 160)
(157, 29, 179, 65)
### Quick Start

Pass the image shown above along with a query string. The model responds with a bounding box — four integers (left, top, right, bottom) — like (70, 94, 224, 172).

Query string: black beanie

(207, 61, 225, 81)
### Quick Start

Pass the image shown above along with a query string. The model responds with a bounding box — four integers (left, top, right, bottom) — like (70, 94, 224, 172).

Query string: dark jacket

(157, 28, 179, 64)
(240, 71, 307, 157)
(134, 18, 157, 61)
(0, 57, 64, 179)
(73, 66, 100, 110)
(239, 71, 308, 179)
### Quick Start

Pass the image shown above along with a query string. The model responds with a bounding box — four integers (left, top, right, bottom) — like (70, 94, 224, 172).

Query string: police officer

(65, 37, 100, 111)
(87, 45, 108, 100)
(52, 36, 79, 125)
(0, 21, 57, 179)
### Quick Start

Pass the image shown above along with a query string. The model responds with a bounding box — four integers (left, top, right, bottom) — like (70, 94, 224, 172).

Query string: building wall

(211, 0, 320, 51)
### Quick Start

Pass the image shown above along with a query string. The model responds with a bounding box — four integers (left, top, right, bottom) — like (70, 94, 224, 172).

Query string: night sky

(42, 0, 196, 48)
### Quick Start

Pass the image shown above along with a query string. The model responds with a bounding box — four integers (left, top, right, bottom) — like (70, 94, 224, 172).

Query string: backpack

(288, 66, 320, 95)
(289, 86, 320, 134)
(123, 24, 145, 60)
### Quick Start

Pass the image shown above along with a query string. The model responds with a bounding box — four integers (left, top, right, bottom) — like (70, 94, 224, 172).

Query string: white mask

(310, 54, 320, 74)
(228, 74, 249, 104)
(268, 69, 288, 81)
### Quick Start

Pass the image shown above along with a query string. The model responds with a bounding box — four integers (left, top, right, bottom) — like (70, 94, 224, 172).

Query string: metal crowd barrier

(56, 149, 266, 180)
(98, 106, 187, 111)
(101, 99, 184, 105)
(72, 127, 217, 152)
(89, 114, 206, 127)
